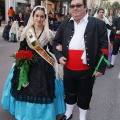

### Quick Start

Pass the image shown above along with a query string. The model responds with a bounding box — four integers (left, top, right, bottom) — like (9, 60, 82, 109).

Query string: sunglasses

(69, 4, 84, 9)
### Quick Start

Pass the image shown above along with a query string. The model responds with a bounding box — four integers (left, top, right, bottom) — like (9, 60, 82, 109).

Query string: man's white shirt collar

(70, 13, 88, 23)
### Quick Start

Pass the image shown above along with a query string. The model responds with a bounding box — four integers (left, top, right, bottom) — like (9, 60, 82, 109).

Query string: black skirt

(10, 51, 56, 104)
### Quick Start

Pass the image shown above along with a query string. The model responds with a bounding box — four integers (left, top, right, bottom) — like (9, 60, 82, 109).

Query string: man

(24, 9, 31, 27)
(108, 16, 120, 68)
(53, 0, 108, 120)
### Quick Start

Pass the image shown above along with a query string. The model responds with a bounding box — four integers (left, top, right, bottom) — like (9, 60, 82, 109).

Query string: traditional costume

(1, 6, 65, 120)
(94, 12, 112, 62)
(108, 17, 120, 68)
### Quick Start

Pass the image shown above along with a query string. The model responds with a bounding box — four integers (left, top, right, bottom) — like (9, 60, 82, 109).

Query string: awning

(15, 0, 28, 3)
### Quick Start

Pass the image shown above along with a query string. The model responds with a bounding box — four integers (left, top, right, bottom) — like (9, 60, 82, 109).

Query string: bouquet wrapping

(92, 48, 110, 76)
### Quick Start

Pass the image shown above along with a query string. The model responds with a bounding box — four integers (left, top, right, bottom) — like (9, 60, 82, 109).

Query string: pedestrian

(107, 9, 117, 25)
(1, 6, 65, 120)
(2, 21, 13, 41)
(95, 8, 111, 29)
(25, 4, 31, 13)
(8, 6, 15, 22)
(94, 8, 112, 62)
(53, 0, 108, 120)
(17, 12, 24, 27)
(24, 9, 31, 27)
(107, 16, 120, 68)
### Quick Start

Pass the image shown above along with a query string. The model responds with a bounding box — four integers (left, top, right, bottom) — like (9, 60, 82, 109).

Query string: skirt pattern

(1, 66, 66, 120)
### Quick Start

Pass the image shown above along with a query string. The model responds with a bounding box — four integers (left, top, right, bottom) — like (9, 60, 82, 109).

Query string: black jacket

(2, 25, 11, 40)
(112, 17, 120, 35)
(53, 16, 108, 74)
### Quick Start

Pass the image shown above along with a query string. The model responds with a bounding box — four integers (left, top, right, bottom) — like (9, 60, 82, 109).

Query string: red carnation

(101, 48, 109, 55)
(15, 50, 34, 60)
(12, 50, 36, 67)
(25, 50, 34, 59)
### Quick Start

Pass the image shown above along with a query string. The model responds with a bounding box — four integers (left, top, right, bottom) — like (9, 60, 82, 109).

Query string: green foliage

(112, 1, 120, 8)
(111, 1, 120, 10)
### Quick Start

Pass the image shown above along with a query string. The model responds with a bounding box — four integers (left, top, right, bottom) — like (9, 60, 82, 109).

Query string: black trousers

(9, 17, 14, 22)
(63, 67, 95, 110)
(112, 38, 120, 55)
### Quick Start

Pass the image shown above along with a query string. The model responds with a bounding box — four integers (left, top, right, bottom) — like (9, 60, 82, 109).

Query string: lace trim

(11, 90, 55, 104)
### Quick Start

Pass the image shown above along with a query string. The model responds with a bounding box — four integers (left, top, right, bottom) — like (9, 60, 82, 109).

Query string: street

(0, 35, 120, 120)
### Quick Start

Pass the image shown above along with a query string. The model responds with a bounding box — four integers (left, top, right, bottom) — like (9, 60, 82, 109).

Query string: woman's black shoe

(60, 114, 73, 120)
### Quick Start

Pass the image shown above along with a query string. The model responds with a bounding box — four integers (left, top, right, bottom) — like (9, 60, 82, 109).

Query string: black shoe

(107, 64, 114, 69)
(60, 114, 73, 120)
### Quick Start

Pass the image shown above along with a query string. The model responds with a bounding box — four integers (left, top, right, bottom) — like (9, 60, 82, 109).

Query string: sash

(26, 27, 54, 67)
(115, 35, 120, 38)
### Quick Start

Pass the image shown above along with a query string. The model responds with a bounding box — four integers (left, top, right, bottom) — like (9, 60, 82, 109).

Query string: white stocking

(111, 55, 116, 65)
(65, 104, 75, 119)
(79, 108, 87, 120)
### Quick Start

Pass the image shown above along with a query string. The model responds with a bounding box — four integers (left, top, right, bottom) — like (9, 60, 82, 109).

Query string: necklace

(33, 25, 44, 39)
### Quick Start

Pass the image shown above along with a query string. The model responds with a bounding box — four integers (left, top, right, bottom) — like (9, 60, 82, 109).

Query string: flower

(12, 50, 36, 67)
(101, 48, 109, 55)
(11, 50, 36, 90)
(92, 48, 110, 76)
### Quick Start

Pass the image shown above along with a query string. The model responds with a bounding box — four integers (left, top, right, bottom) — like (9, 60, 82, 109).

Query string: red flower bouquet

(13, 50, 35, 67)
(92, 48, 110, 76)
(12, 50, 36, 90)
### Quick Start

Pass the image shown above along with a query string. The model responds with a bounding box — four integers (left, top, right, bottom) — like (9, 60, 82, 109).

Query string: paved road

(0, 35, 120, 120)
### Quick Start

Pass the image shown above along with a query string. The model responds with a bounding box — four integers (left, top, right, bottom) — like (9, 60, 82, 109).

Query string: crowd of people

(89, 7, 120, 69)
(1, 0, 120, 120)
(2, 5, 32, 42)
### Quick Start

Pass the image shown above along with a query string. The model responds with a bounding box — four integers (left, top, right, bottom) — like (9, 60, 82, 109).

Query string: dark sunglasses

(69, 4, 84, 9)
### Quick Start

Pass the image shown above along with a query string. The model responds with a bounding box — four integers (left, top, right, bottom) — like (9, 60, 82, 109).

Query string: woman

(1, 6, 65, 120)
(107, 9, 117, 46)
(96, 8, 111, 27)
(107, 9, 117, 25)
(95, 8, 112, 62)
(18, 12, 24, 27)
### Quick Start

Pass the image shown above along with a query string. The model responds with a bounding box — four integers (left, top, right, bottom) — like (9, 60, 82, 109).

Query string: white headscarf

(20, 6, 63, 79)
(20, 6, 49, 41)
(94, 10, 110, 25)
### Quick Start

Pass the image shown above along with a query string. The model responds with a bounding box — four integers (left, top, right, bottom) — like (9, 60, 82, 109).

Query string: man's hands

(56, 44, 66, 65)
(117, 30, 120, 34)
(94, 72, 103, 77)
(59, 57, 67, 65)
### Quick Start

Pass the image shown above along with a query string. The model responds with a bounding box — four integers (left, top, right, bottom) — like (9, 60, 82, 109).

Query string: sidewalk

(0, 21, 7, 35)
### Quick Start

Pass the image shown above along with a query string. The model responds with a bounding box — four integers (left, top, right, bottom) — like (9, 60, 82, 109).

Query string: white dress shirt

(69, 14, 89, 64)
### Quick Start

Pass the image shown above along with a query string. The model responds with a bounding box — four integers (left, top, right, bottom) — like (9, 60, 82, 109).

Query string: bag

(10, 33, 17, 42)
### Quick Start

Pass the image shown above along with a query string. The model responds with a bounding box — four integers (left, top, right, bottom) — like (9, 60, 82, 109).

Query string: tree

(111, 1, 120, 15)
(104, 1, 111, 10)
